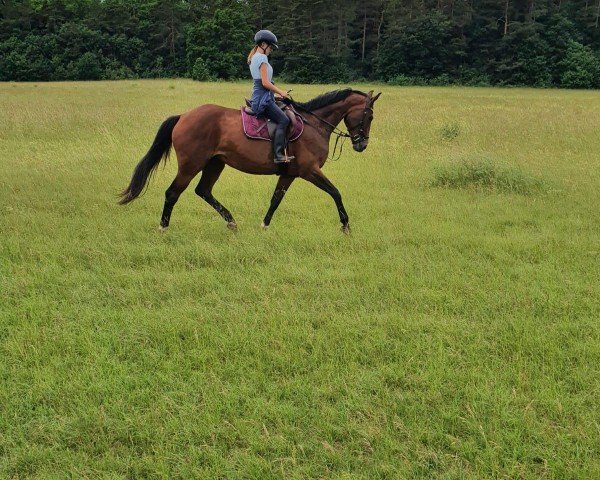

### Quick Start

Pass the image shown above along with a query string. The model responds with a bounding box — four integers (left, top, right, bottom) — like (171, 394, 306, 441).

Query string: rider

(247, 30, 295, 164)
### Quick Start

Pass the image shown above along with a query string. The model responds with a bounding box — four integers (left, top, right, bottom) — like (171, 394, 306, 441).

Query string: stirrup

(274, 154, 292, 164)
(273, 147, 294, 164)
(283, 147, 295, 162)
(283, 147, 296, 161)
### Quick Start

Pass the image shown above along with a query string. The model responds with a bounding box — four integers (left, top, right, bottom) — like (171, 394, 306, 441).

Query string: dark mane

(293, 88, 366, 112)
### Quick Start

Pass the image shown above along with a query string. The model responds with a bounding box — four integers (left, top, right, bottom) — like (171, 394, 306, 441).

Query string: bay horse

(118, 88, 381, 233)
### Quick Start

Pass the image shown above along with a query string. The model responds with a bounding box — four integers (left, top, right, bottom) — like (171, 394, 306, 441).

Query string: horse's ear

(367, 90, 374, 97)
(372, 92, 382, 102)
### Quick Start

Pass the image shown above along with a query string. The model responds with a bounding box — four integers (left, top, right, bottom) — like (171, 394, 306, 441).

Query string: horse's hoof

(341, 224, 351, 235)
(159, 225, 168, 233)
(227, 221, 238, 231)
(261, 221, 268, 230)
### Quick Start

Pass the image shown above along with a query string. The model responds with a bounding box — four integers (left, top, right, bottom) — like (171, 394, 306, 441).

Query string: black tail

(118, 115, 181, 205)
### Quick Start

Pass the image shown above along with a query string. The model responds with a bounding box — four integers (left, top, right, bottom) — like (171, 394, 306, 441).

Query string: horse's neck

(313, 99, 353, 134)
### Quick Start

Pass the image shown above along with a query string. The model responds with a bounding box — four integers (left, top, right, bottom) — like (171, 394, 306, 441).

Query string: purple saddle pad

(241, 107, 304, 142)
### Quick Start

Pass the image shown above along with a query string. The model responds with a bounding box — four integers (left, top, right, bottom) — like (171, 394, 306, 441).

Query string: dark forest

(1, 0, 599, 87)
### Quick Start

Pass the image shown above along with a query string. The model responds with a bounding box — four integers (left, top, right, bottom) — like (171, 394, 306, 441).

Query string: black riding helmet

(254, 30, 278, 49)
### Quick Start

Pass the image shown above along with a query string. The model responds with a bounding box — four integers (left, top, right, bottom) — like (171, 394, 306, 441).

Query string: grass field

(1, 80, 599, 479)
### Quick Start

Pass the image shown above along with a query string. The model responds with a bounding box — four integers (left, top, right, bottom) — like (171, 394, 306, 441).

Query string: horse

(118, 88, 381, 234)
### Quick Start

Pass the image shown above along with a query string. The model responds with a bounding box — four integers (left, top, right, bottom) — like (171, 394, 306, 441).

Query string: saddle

(241, 98, 304, 142)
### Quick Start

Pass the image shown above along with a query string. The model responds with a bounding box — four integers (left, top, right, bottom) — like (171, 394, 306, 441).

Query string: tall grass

(1, 80, 599, 479)
(431, 156, 547, 194)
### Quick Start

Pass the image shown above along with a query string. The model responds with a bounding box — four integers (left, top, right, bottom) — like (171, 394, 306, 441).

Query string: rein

(289, 96, 371, 161)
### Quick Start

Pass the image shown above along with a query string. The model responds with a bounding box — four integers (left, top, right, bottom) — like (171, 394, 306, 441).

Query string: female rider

(247, 30, 294, 164)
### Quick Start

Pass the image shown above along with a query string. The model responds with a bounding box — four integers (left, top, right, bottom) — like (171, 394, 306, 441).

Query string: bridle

(289, 95, 373, 160)
(345, 102, 373, 145)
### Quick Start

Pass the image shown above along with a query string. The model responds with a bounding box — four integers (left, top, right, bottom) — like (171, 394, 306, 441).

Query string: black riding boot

(272, 126, 295, 164)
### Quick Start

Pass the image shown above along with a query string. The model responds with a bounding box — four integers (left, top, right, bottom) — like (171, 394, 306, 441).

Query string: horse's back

(170, 104, 229, 162)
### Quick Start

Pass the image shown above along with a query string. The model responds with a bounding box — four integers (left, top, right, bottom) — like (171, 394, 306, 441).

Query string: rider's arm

(260, 63, 287, 98)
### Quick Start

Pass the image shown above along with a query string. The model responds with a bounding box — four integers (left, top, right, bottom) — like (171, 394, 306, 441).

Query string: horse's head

(343, 90, 382, 152)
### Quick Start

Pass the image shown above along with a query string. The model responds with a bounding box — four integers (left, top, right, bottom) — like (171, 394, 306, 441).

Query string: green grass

(431, 156, 547, 195)
(1, 80, 599, 479)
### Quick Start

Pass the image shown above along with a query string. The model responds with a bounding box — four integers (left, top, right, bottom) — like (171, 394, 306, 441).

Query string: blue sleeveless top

(249, 53, 275, 116)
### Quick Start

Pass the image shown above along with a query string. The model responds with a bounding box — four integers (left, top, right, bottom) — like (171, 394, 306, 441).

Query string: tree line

(1, 0, 599, 88)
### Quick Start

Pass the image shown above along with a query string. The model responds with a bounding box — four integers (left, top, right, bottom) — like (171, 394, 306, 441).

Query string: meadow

(1, 80, 599, 479)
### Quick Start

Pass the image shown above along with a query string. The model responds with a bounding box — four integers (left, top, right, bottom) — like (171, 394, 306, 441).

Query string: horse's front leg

(262, 175, 296, 229)
(304, 168, 350, 234)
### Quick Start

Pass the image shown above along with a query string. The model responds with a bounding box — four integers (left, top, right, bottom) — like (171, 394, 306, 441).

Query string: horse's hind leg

(194, 157, 237, 230)
(160, 170, 197, 230)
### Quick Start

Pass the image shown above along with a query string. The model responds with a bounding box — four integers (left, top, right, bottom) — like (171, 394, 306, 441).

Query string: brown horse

(119, 88, 381, 233)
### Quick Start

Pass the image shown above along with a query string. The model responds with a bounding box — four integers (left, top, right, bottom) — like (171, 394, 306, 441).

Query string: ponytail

(247, 45, 259, 64)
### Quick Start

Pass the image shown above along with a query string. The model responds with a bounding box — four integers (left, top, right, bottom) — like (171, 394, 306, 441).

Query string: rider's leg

(263, 102, 294, 163)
